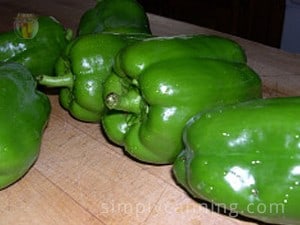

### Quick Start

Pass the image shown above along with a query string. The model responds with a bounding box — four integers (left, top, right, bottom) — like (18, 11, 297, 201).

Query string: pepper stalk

(36, 73, 74, 89)
(105, 88, 145, 114)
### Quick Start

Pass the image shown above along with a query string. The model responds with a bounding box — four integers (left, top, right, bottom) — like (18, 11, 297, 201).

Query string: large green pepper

(0, 63, 51, 190)
(0, 15, 72, 77)
(78, 0, 151, 35)
(37, 33, 150, 122)
(102, 35, 262, 164)
(173, 97, 300, 225)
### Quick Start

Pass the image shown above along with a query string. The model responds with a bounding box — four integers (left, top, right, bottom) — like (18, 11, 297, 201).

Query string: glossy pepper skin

(37, 33, 150, 122)
(173, 97, 300, 225)
(0, 63, 50, 190)
(0, 15, 72, 77)
(102, 35, 262, 164)
(78, 0, 151, 35)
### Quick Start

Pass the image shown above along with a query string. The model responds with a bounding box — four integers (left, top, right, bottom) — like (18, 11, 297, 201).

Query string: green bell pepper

(0, 62, 51, 190)
(0, 14, 72, 77)
(37, 33, 150, 122)
(78, 0, 151, 35)
(173, 97, 300, 225)
(102, 35, 262, 164)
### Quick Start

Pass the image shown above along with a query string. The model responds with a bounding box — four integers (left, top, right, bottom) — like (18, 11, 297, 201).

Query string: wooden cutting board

(1, 1, 300, 225)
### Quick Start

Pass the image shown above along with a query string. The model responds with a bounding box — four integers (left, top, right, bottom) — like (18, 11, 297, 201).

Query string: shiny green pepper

(102, 35, 262, 164)
(0, 62, 51, 190)
(173, 97, 300, 225)
(0, 15, 72, 77)
(37, 33, 150, 122)
(78, 0, 151, 35)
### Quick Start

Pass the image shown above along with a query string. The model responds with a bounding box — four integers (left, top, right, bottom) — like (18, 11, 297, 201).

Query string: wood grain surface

(1, 1, 300, 225)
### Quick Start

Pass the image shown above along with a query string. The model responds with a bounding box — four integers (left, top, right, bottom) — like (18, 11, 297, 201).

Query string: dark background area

(137, 0, 286, 48)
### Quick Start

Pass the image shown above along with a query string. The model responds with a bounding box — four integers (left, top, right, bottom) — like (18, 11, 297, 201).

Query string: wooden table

(1, 1, 300, 225)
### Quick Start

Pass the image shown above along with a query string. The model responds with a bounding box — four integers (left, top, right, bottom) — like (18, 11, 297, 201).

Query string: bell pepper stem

(106, 89, 143, 114)
(36, 74, 73, 89)
(65, 29, 73, 41)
